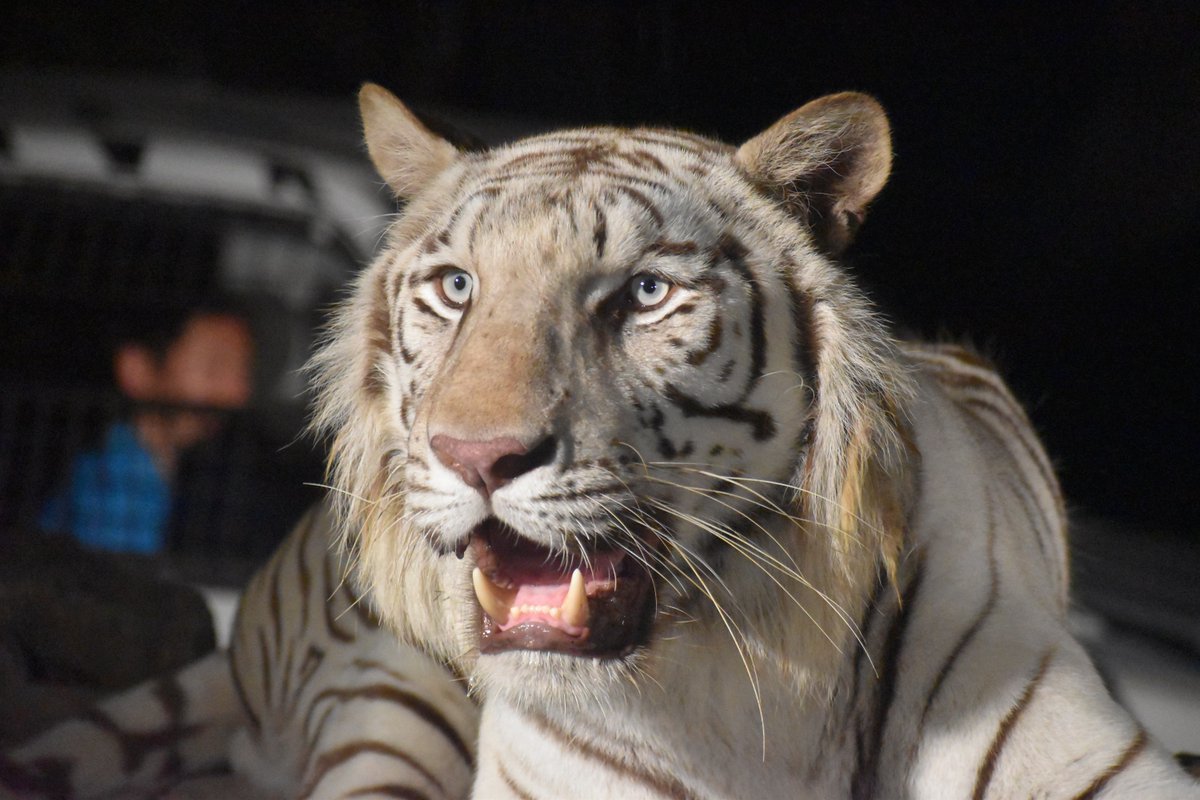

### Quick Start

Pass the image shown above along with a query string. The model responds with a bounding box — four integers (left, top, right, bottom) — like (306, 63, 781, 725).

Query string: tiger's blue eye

(438, 270, 473, 308)
(631, 274, 672, 310)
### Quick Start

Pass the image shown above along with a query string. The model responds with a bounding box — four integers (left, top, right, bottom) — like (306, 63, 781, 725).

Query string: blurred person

(40, 301, 254, 553)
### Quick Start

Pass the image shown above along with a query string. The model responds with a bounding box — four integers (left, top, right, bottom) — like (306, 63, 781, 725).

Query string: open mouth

(468, 517, 656, 657)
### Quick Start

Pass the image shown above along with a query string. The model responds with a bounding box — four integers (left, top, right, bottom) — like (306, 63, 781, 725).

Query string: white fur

(304, 88, 1200, 798)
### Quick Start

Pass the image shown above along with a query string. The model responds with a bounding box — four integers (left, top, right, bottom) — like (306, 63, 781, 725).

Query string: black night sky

(4, 2, 1198, 534)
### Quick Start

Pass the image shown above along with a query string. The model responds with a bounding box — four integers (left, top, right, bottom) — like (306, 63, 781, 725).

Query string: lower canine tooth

(560, 568, 590, 628)
(472, 568, 515, 624)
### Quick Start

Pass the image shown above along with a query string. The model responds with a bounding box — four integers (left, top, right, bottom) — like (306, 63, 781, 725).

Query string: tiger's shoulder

(867, 342, 1194, 797)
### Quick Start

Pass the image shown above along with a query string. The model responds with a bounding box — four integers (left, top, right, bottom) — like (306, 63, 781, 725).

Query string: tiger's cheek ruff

(309, 183, 489, 657)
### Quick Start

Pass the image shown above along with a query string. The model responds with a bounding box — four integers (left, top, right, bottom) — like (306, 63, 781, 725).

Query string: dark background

(4, 2, 1198, 535)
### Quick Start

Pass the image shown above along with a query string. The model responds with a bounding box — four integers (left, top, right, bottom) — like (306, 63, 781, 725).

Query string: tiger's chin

(465, 517, 658, 660)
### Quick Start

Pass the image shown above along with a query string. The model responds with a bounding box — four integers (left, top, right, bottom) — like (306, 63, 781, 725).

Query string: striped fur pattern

(306, 85, 1199, 798)
(5, 87, 1196, 800)
(0, 505, 478, 799)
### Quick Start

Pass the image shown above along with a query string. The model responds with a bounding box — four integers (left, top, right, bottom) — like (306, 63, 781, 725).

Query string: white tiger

(308, 85, 1200, 798)
(3, 85, 1196, 800)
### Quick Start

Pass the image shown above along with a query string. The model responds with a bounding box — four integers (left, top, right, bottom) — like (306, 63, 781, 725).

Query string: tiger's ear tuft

(735, 93, 892, 255)
(358, 83, 460, 199)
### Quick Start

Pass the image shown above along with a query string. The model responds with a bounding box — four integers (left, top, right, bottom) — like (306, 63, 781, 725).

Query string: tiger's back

(834, 343, 1177, 799)
(228, 505, 478, 799)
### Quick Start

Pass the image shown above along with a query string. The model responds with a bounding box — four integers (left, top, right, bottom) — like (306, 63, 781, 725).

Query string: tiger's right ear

(359, 83, 460, 199)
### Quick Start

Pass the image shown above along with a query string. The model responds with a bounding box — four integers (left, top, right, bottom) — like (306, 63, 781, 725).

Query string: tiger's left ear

(735, 93, 891, 255)
(359, 83, 460, 199)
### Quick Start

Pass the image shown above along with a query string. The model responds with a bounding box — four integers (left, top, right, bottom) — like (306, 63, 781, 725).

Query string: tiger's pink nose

(429, 434, 557, 497)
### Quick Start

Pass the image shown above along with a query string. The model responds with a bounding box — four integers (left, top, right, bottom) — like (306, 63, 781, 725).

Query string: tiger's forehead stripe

(496, 127, 726, 159)
(592, 205, 608, 257)
(480, 128, 725, 189)
(396, 129, 739, 282)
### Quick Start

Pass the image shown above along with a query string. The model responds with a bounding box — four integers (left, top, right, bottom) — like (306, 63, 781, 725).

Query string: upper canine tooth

(560, 568, 590, 628)
(472, 567, 515, 624)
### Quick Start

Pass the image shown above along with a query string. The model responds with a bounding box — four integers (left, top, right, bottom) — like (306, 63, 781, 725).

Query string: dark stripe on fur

(658, 302, 697, 323)
(396, 304, 415, 364)
(662, 383, 776, 441)
(1001, 472, 1049, 559)
(354, 656, 473, 748)
(412, 296, 437, 318)
(649, 239, 700, 257)
(297, 513, 315, 637)
(524, 709, 692, 799)
(313, 684, 474, 768)
(714, 233, 766, 401)
(933, 369, 1061, 510)
(1072, 729, 1149, 800)
(498, 761, 540, 800)
(625, 148, 669, 173)
(693, 480, 792, 565)
(934, 344, 998, 373)
(612, 185, 665, 227)
(257, 629, 274, 707)
(972, 649, 1055, 800)
(289, 644, 326, 720)
(230, 647, 262, 733)
(268, 549, 286, 663)
(480, 167, 672, 200)
(78, 704, 201, 775)
(851, 554, 924, 800)
(685, 315, 723, 366)
(625, 131, 721, 156)
(301, 702, 337, 768)
(364, 271, 392, 395)
(958, 402, 1058, 563)
(817, 564, 888, 776)
(956, 394, 1055, 508)
(594, 206, 608, 258)
(849, 568, 892, 715)
(783, 270, 819, 399)
(909, 490, 1000, 772)
(536, 484, 627, 502)
(297, 742, 445, 800)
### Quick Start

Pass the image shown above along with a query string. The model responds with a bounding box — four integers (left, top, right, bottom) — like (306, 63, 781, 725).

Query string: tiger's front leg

(226, 506, 480, 800)
(281, 650, 478, 800)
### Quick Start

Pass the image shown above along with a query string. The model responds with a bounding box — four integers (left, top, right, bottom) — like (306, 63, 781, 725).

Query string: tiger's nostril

(491, 436, 557, 485)
(430, 434, 557, 498)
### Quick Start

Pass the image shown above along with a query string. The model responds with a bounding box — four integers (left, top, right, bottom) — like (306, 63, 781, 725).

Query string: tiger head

(312, 85, 915, 706)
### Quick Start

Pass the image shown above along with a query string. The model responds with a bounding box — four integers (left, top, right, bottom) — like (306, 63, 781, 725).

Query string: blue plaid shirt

(40, 421, 170, 553)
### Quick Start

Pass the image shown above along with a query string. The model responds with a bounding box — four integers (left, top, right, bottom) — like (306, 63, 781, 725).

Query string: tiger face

(313, 85, 914, 705)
